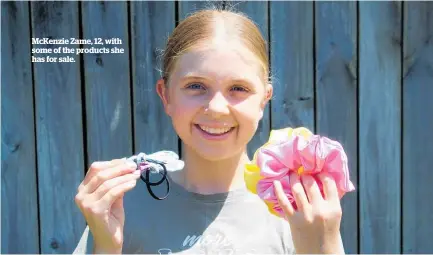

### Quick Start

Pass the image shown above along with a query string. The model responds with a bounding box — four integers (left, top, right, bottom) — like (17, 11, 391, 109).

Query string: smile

(198, 125, 233, 135)
(194, 124, 236, 140)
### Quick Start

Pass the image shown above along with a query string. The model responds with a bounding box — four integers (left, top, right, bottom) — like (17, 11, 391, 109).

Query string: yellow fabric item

(244, 127, 314, 215)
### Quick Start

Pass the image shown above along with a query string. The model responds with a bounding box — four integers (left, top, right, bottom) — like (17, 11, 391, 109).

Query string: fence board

(130, 2, 177, 154)
(402, 2, 433, 253)
(315, 2, 358, 254)
(81, 1, 132, 163)
(30, 1, 85, 253)
(359, 2, 402, 253)
(270, 1, 314, 131)
(223, 1, 270, 158)
(179, 1, 224, 20)
(1, 2, 39, 253)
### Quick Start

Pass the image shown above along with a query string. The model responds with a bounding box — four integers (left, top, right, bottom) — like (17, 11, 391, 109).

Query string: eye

(231, 86, 249, 92)
(186, 83, 205, 90)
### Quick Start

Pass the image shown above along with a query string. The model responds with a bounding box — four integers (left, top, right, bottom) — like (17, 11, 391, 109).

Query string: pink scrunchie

(247, 128, 355, 216)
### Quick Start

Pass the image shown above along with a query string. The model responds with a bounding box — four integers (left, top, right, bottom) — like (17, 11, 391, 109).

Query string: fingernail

(133, 170, 141, 175)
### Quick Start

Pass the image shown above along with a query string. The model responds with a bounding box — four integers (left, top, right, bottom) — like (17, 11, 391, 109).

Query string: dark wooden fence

(2, 1, 432, 254)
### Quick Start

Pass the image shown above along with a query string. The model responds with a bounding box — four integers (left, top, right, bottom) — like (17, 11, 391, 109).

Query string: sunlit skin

(156, 41, 272, 194)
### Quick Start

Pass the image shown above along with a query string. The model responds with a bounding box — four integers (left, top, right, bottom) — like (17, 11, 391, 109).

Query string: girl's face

(157, 42, 272, 161)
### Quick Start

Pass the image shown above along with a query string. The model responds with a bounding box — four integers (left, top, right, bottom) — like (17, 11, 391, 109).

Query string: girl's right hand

(75, 158, 141, 254)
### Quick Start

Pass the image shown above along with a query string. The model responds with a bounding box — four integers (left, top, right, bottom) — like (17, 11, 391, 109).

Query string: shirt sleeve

(280, 219, 296, 254)
(73, 225, 94, 254)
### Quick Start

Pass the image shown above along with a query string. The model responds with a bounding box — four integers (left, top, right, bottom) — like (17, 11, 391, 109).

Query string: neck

(174, 144, 251, 195)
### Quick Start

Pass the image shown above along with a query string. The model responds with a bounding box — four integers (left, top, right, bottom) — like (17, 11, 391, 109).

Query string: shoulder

(262, 206, 296, 254)
(268, 213, 296, 254)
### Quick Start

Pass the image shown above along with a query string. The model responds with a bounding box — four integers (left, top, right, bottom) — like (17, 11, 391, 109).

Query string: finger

(96, 179, 138, 210)
(82, 162, 138, 194)
(91, 172, 141, 200)
(318, 172, 339, 201)
(273, 180, 295, 218)
(79, 158, 128, 192)
(301, 175, 322, 204)
(290, 172, 309, 211)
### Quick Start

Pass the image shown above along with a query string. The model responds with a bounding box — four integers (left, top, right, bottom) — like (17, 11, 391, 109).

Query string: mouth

(194, 124, 236, 140)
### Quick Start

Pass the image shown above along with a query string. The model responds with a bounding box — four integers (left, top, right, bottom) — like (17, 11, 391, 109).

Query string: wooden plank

(359, 2, 401, 253)
(315, 2, 358, 254)
(30, 1, 85, 253)
(1, 2, 39, 253)
(130, 2, 178, 154)
(402, 2, 433, 253)
(222, 1, 270, 158)
(81, 2, 132, 162)
(179, 1, 224, 20)
(270, 2, 314, 131)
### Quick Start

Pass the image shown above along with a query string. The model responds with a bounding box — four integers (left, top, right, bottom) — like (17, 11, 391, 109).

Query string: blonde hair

(162, 9, 269, 85)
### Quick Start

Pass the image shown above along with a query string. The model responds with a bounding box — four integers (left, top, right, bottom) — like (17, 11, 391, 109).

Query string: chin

(187, 143, 245, 162)
(196, 149, 236, 162)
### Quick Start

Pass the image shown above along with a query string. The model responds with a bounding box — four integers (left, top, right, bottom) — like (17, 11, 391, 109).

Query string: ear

(260, 83, 273, 110)
(156, 79, 172, 116)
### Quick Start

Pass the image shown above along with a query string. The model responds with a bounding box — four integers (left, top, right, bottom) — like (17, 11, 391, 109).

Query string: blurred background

(2, 1, 432, 254)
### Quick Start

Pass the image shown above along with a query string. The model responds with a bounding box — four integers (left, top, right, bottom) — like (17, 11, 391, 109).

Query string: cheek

(237, 96, 264, 119)
(169, 96, 200, 124)
(234, 97, 264, 130)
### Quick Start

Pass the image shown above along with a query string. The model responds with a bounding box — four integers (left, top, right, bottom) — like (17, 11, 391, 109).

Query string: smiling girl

(74, 9, 345, 254)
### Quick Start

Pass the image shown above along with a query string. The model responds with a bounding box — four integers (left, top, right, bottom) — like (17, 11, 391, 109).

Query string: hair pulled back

(162, 9, 269, 84)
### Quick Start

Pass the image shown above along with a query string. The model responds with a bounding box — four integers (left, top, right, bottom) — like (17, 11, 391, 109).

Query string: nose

(206, 91, 230, 117)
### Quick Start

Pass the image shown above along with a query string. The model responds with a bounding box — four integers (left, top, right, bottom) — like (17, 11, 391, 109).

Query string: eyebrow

(181, 74, 206, 80)
(181, 73, 259, 86)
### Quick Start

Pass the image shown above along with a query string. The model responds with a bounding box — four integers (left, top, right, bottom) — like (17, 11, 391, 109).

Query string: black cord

(139, 158, 170, 200)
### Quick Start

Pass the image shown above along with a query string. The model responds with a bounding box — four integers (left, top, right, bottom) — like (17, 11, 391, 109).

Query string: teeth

(199, 125, 232, 134)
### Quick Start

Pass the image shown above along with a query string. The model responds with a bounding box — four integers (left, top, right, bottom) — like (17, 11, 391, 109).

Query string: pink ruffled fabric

(255, 134, 355, 216)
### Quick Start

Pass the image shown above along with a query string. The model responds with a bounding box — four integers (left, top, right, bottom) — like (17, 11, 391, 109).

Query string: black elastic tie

(139, 158, 170, 200)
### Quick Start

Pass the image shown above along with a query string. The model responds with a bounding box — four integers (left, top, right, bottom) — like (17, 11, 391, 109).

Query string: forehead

(171, 42, 264, 85)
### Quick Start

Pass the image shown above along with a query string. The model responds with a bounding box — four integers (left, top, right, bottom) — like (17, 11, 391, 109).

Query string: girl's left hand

(274, 172, 345, 254)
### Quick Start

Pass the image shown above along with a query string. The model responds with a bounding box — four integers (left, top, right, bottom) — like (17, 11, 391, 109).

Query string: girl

(74, 9, 345, 254)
